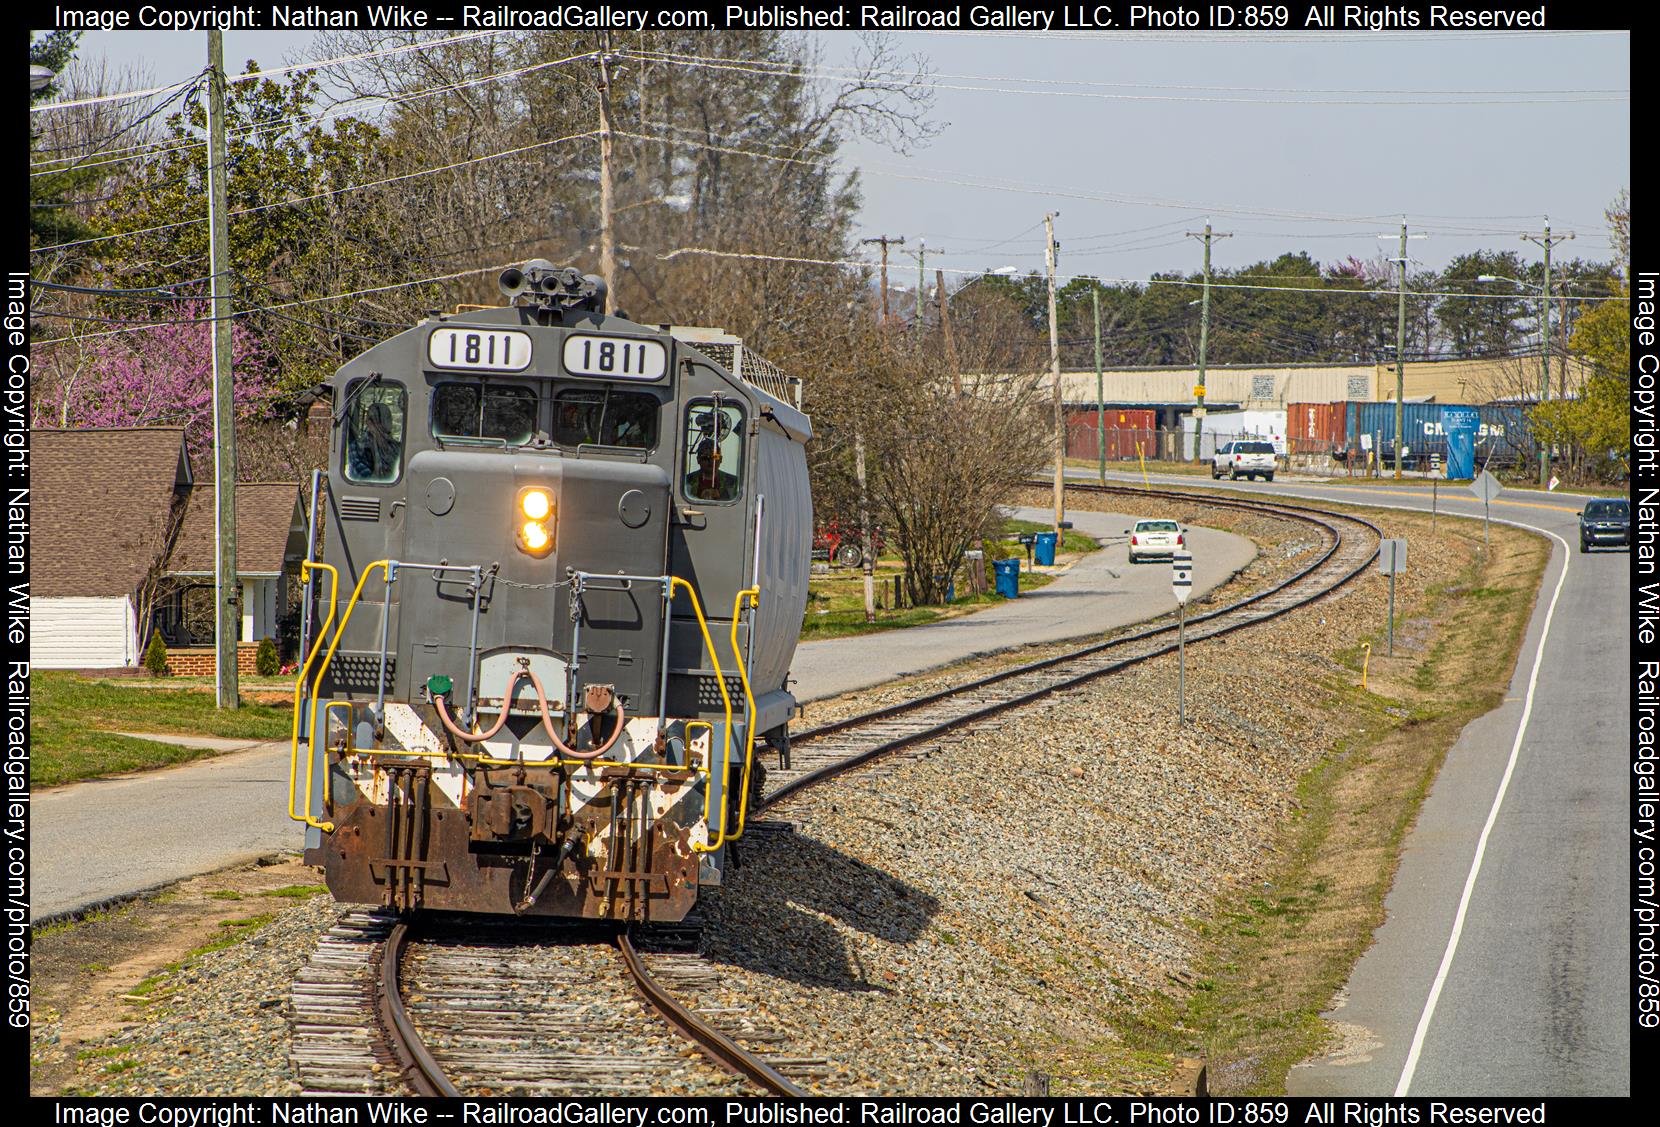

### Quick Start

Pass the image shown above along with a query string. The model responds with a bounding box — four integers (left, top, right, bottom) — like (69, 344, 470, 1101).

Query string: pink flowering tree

(47, 301, 275, 458)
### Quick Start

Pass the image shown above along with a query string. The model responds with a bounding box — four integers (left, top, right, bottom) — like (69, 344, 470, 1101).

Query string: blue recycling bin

(993, 557, 1021, 599)
(1034, 530, 1058, 566)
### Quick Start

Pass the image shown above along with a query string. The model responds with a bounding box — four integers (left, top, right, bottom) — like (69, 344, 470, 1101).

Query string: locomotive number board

(562, 334, 667, 381)
(428, 327, 533, 372)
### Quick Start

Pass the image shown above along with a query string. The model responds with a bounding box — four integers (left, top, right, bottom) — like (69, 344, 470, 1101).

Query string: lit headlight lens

(516, 488, 554, 555)
(521, 489, 551, 520)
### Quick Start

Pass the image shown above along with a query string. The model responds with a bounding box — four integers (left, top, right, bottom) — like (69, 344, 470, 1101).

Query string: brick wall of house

(163, 643, 261, 677)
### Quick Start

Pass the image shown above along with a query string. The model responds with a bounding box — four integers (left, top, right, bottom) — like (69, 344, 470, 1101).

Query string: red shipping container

(1285, 402, 1348, 456)
(1066, 409, 1157, 461)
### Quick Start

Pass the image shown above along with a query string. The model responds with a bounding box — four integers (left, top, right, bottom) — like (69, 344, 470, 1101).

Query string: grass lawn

(30, 672, 294, 788)
(1064, 456, 1210, 478)
(802, 518, 1101, 641)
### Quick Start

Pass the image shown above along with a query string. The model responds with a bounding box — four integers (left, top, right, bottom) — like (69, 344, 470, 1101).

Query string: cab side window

(682, 400, 744, 504)
(344, 381, 406, 484)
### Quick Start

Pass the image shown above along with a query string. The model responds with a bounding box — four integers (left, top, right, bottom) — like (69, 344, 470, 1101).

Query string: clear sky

(58, 28, 1630, 286)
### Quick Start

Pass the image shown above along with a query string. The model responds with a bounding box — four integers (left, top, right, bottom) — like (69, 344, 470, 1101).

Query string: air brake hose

(432, 668, 626, 761)
(434, 670, 526, 742)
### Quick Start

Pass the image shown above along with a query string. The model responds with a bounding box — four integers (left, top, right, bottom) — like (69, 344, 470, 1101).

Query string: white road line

(1078, 469, 1592, 1092)
(1394, 523, 1572, 1095)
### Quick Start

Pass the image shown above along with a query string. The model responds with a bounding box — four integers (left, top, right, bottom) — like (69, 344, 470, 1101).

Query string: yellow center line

(1311, 482, 1581, 513)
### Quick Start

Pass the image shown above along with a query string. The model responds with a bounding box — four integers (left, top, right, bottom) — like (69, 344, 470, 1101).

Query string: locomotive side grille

(340, 496, 381, 521)
(328, 653, 395, 694)
(695, 674, 748, 711)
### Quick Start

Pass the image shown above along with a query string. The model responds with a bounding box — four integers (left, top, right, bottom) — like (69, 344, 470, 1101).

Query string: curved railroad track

(291, 483, 1376, 1098)
(292, 912, 811, 1096)
(763, 483, 1380, 808)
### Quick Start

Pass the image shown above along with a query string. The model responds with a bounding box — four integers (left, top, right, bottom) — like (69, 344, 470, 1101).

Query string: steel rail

(369, 484, 1371, 1099)
(765, 484, 1381, 809)
(616, 931, 808, 1096)
(377, 921, 461, 1097)
(376, 918, 800, 1097)
(790, 484, 1366, 748)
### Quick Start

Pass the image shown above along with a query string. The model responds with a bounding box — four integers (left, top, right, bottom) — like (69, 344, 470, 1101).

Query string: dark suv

(1579, 499, 1630, 553)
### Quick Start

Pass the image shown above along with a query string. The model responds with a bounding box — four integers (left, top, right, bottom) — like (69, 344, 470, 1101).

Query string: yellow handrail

(295, 564, 731, 842)
(671, 576, 734, 854)
(288, 562, 338, 830)
(303, 559, 393, 832)
(722, 588, 761, 844)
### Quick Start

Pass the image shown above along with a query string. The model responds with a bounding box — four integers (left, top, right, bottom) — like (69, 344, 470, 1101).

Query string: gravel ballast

(48, 495, 1511, 1096)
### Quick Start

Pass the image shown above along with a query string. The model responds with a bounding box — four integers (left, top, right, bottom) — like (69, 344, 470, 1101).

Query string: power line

(31, 128, 600, 255)
(30, 47, 600, 178)
(620, 48, 1628, 107)
(623, 46, 1628, 100)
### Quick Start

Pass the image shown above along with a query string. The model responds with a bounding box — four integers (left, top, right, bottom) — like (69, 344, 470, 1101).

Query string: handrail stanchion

(670, 576, 735, 854)
(304, 559, 393, 833)
(288, 561, 338, 828)
(724, 588, 761, 843)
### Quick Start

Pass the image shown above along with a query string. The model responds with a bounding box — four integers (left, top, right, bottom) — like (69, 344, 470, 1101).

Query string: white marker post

(1172, 549, 1193, 723)
(1378, 538, 1407, 656)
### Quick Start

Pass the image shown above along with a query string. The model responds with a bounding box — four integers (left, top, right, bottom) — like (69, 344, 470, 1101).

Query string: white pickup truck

(1212, 440, 1278, 481)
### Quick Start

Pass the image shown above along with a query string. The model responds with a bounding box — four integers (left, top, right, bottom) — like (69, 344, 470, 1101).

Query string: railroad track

(291, 913, 813, 1096)
(763, 483, 1380, 808)
(291, 483, 1375, 1097)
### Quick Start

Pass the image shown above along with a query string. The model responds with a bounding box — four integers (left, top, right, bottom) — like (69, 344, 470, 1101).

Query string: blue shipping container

(1351, 403, 1537, 469)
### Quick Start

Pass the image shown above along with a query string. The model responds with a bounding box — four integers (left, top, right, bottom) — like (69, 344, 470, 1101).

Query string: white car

(1212, 440, 1278, 481)
(1126, 519, 1184, 563)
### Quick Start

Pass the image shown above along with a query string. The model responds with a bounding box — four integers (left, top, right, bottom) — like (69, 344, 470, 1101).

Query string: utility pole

(862, 235, 905, 324)
(914, 238, 927, 338)
(1186, 221, 1229, 463)
(1523, 218, 1574, 487)
(206, 30, 239, 709)
(1379, 218, 1425, 479)
(1092, 282, 1105, 485)
(937, 269, 962, 396)
(1393, 219, 1407, 479)
(854, 429, 876, 623)
(1044, 212, 1065, 531)
(595, 37, 618, 314)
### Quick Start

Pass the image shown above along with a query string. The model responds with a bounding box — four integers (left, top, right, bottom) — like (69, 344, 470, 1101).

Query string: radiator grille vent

(340, 497, 380, 521)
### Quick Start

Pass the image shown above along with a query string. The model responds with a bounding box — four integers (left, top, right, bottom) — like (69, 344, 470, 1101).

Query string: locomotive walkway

(29, 506, 1253, 921)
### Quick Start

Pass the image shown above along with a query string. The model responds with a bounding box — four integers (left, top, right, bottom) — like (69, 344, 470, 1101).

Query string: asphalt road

(30, 506, 1253, 920)
(1076, 467, 1631, 1096)
(792, 506, 1255, 703)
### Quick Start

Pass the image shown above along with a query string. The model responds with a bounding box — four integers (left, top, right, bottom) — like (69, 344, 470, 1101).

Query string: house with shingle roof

(159, 482, 308, 659)
(31, 427, 308, 672)
(32, 427, 193, 668)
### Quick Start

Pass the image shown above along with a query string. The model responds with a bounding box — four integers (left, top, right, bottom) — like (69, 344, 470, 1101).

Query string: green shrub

(142, 630, 170, 673)
(142, 632, 169, 677)
(255, 637, 280, 677)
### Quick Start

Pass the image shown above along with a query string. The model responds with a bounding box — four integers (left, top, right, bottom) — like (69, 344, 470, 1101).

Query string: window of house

(431, 381, 537, 445)
(343, 380, 407, 484)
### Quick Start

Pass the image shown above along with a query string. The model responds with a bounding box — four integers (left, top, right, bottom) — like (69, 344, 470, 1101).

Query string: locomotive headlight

(515, 488, 555, 555)
(521, 489, 551, 520)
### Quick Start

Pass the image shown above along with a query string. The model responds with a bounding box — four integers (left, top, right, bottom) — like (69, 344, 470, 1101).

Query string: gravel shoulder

(31, 492, 1549, 1097)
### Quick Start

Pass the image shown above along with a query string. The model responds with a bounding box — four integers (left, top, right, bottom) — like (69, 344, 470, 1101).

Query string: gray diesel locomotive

(287, 261, 811, 922)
